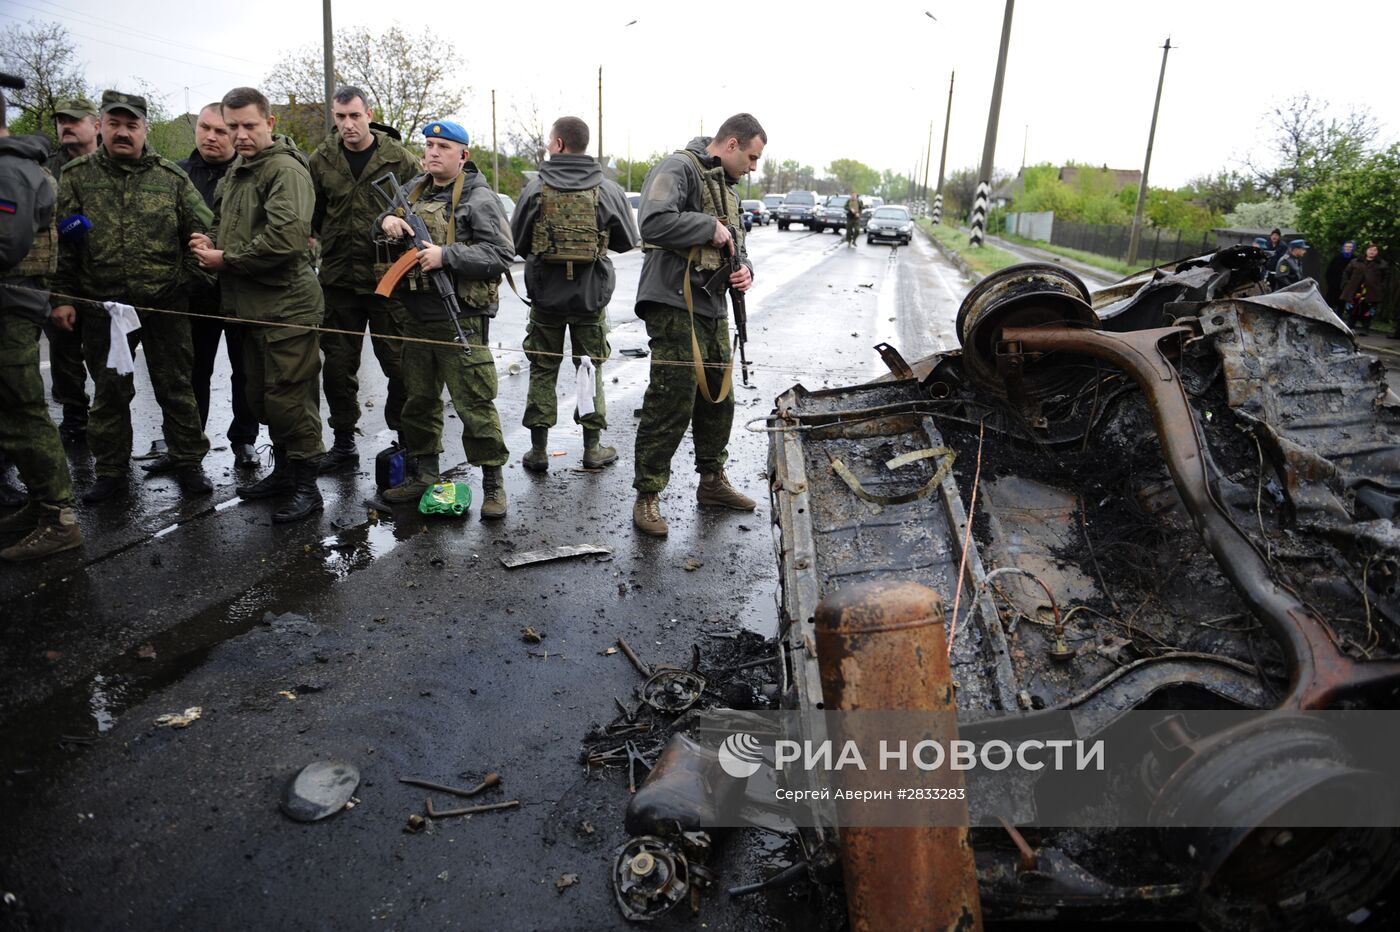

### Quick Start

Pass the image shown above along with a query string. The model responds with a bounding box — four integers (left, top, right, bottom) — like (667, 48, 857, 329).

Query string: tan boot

(697, 471, 756, 511)
(633, 492, 668, 537)
(479, 466, 507, 520)
(1, 504, 82, 562)
(382, 455, 438, 505)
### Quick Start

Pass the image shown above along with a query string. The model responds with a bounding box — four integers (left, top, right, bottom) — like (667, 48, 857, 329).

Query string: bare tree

(505, 98, 547, 168)
(264, 26, 466, 140)
(1243, 94, 1378, 198)
(0, 19, 87, 132)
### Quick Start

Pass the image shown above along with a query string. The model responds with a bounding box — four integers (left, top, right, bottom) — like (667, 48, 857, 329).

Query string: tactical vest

(646, 150, 743, 272)
(13, 169, 58, 278)
(405, 175, 499, 312)
(529, 184, 608, 280)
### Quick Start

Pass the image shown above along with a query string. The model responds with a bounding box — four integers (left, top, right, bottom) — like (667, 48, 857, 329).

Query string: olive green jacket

(310, 128, 420, 292)
(51, 145, 213, 311)
(213, 135, 323, 324)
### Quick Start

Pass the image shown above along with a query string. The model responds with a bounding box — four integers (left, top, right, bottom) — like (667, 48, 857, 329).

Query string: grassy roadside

(916, 220, 1019, 278)
(1000, 232, 1151, 278)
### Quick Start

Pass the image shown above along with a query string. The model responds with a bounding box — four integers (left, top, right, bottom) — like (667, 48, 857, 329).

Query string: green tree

(824, 158, 879, 194)
(1244, 94, 1377, 198)
(0, 19, 87, 143)
(1224, 196, 1298, 231)
(1297, 143, 1400, 317)
(1184, 169, 1264, 216)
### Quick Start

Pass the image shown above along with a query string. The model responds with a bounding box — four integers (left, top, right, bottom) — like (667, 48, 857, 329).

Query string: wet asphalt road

(0, 224, 971, 930)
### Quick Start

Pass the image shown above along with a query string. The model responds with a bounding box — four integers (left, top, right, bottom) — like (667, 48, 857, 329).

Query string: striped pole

(932, 71, 954, 227)
(968, 182, 991, 247)
(932, 192, 943, 225)
(969, 0, 1015, 248)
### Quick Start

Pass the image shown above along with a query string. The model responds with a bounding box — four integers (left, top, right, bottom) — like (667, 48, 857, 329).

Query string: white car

(497, 193, 516, 222)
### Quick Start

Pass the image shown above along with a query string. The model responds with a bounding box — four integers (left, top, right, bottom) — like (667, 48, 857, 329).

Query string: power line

(12, 0, 274, 68)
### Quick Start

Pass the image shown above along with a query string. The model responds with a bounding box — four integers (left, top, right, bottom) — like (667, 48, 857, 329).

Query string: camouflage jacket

(213, 135, 323, 324)
(51, 145, 213, 312)
(636, 137, 753, 320)
(0, 134, 56, 324)
(310, 128, 420, 292)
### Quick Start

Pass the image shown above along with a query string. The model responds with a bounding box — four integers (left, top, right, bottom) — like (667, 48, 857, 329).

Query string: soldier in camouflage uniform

(374, 119, 514, 519)
(631, 114, 766, 537)
(511, 116, 638, 473)
(190, 87, 326, 524)
(0, 80, 83, 561)
(310, 86, 419, 474)
(44, 96, 100, 443)
(51, 91, 213, 504)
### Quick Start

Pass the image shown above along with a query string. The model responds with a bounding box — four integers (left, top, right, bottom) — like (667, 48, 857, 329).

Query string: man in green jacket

(51, 90, 213, 504)
(310, 86, 419, 474)
(190, 86, 325, 523)
(631, 114, 765, 537)
(374, 119, 514, 519)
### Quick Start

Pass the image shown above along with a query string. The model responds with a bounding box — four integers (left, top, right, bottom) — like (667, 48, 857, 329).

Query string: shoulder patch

(0, 199, 17, 214)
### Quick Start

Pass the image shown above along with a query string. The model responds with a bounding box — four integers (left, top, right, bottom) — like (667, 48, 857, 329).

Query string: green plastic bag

(418, 481, 472, 517)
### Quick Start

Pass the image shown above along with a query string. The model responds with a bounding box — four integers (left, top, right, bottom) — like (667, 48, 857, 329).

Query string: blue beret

(424, 120, 469, 146)
(1289, 239, 1309, 249)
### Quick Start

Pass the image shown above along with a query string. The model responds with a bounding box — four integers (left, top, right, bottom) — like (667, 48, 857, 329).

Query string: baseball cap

(54, 96, 98, 120)
(100, 90, 148, 120)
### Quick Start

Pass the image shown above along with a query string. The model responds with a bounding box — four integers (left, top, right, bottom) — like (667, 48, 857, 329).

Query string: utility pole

(970, 0, 1014, 247)
(933, 71, 954, 225)
(491, 89, 498, 194)
(597, 66, 603, 164)
(922, 119, 933, 213)
(322, 0, 334, 134)
(1127, 38, 1173, 266)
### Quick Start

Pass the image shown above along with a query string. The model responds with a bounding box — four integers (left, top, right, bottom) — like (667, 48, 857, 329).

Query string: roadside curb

(916, 223, 982, 284)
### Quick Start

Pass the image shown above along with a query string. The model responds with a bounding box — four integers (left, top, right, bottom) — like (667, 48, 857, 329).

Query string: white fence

(1004, 211, 1054, 242)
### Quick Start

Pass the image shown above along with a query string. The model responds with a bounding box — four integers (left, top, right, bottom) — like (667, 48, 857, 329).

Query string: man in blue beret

(1275, 239, 1310, 289)
(375, 117, 516, 519)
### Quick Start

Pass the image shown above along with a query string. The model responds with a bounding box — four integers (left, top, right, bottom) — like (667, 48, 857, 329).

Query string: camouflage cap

(54, 96, 98, 120)
(100, 89, 147, 120)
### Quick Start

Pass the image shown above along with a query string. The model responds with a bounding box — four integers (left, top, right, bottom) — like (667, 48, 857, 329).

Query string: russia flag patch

(0, 200, 17, 214)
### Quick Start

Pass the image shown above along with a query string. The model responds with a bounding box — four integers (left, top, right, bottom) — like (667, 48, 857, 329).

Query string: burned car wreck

(751, 251, 1400, 929)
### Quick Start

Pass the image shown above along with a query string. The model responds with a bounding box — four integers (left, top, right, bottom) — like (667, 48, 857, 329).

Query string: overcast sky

(6, 0, 1395, 189)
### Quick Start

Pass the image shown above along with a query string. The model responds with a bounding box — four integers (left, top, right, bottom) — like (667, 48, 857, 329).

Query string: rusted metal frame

(923, 416, 1020, 713)
(1000, 325, 1400, 710)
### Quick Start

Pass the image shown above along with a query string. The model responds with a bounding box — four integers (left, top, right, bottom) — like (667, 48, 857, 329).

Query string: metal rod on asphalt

(934, 71, 954, 225)
(1126, 38, 1173, 266)
(616, 637, 652, 677)
(425, 798, 520, 819)
(970, 0, 1015, 248)
(321, 0, 334, 134)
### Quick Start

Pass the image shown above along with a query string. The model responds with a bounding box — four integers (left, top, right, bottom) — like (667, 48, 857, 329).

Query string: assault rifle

(370, 171, 471, 356)
(725, 225, 750, 387)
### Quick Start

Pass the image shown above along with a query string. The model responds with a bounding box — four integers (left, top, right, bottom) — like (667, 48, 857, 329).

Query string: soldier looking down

(51, 90, 214, 504)
(374, 119, 515, 519)
(511, 115, 638, 473)
(630, 113, 765, 537)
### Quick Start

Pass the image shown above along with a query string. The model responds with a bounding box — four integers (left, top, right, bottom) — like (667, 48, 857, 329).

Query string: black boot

(273, 459, 323, 523)
(236, 444, 293, 499)
(82, 474, 129, 504)
(318, 431, 359, 475)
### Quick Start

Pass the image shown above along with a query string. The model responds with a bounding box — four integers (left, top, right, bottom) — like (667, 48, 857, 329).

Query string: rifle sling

(683, 245, 733, 404)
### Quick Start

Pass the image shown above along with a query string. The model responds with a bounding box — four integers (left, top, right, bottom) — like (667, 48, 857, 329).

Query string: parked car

(775, 190, 820, 231)
(741, 209, 753, 233)
(741, 199, 770, 226)
(866, 204, 914, 246)
(626, 191, 641, 231)
(762, 193, 785, 215)
(859, 196, 885, 223)
(497, 193, 516, 222)
(812, 194, 851, 234)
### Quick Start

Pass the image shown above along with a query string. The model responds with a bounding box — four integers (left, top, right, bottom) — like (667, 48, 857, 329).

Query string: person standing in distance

(512, 115, 638, 473)
(190, 87, 326, 523)
(309, 86, 419, 474)
(631, 113, 765, 537)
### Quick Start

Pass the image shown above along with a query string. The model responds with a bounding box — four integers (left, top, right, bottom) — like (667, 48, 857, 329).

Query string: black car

(866, 205, 914, 246)
(775, 190, 821, 231)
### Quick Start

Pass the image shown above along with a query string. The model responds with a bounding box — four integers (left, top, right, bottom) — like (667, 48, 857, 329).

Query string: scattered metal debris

(399, 772, 501, 798)
(641, 669, 705, 714)
(555, 872, 579, 894)
(520, 627, 544, 644)
(423, 798, 520, 819)
(500, 543, 612, 569)
(153, 706, 202, 728)
(613, 836, 691, 922)
(280, 761, 360, 822)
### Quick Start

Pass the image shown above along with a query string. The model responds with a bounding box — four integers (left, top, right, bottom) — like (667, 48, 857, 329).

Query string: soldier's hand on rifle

(381, 216, 415, 240)
(729, 264, 753, 293)
(52, 305, 76, 331)
(711, 220, 732, 249)
(416, 244, 444, 271)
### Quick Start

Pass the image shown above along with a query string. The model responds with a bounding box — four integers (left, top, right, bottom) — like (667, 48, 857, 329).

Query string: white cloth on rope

(575, 357, 596, 418)
(102, 301, 141, 375)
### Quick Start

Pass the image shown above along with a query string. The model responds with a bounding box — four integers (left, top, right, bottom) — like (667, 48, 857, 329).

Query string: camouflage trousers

(242, 323, 325, 461)
(845, 217, 860, 244)
(522, 308, 610, 431)
(0, 310, 74, 505)
(632, 305, 734, 493)
(81, 304, 210, 478)
(400, 314, 508, 467)
(43, 306, 89, 423)
(321, 287, 407, 434)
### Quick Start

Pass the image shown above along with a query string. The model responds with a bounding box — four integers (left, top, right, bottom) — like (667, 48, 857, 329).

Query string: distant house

(1058, 166, 1141, 192)
(991, 170, 1024, 209)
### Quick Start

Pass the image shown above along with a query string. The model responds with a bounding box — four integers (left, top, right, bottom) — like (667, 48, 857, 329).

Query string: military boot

(176, 465, 214, 496)
(318, 430, 359, 475)
(633, 492, 668, 537)
(697, 470, 756, 511)
(582, 429, 618, 469)
(0, 504, 82, 562)
(522, 428, 550, 473)
(236, 444, 293, 499)
(382, 455, 439, 505)
(0, 500, 38, 536)
(272, 459, 323, 523)
(82, 473, 129, 504)
(479, 465, 507, 520)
